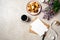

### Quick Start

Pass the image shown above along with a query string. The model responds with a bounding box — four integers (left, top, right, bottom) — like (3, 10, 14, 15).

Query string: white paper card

(31, 18, 48, 36)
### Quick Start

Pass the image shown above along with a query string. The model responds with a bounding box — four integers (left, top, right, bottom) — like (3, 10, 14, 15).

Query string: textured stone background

(0, 0, 60, 40)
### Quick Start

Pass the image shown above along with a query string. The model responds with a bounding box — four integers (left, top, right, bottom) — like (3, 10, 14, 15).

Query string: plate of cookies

(26, 1, 42, 16)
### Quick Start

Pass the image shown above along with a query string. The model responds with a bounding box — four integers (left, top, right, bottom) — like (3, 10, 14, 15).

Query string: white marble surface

(0, 0, 60, 40)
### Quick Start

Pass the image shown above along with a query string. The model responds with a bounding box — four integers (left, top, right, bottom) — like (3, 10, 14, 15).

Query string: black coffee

(21, 15, 27, 21)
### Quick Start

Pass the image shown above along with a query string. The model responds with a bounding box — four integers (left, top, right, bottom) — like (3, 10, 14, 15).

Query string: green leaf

(48, 0, 60, 13)
(53, 0, 60, 12)
(48, 0, 50, 2)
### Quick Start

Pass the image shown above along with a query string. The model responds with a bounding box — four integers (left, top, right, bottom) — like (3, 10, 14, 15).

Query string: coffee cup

(21, 15, 28, 22)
